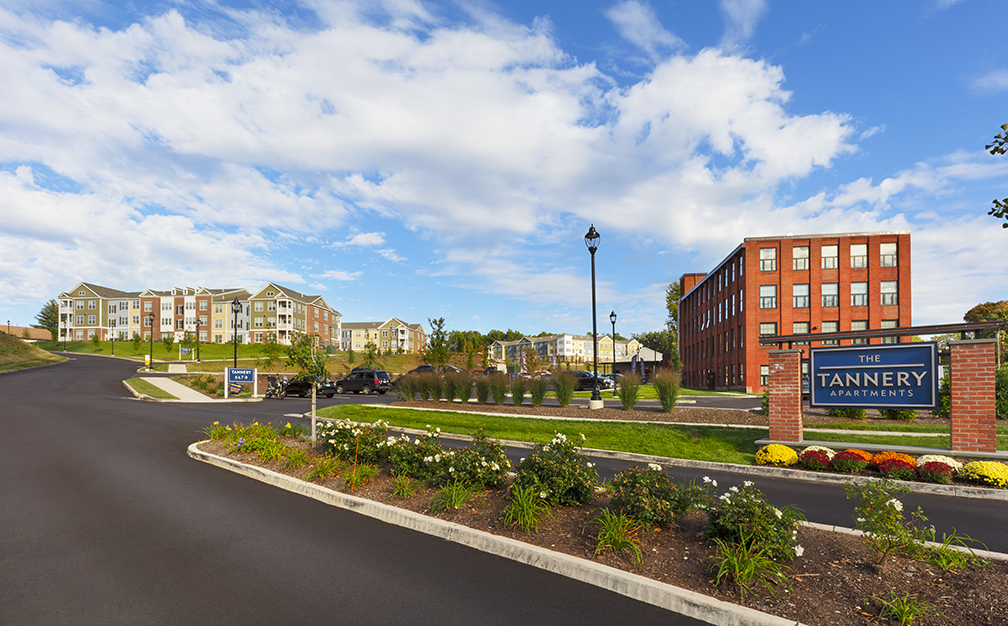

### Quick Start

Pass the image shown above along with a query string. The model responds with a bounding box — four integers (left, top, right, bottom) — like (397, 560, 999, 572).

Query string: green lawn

(565, 385, 751, 400)
(123, 377, 177, 400)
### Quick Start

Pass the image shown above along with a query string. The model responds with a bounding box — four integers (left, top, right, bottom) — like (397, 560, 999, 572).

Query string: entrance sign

(225, 367, 257, 399)
(809, 343, 938, 410)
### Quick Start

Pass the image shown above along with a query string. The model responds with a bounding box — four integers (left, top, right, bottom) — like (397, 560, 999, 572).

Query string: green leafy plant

(385, 427, 444, 480)
(881, 408, 918, 421)
(305, 454, 344, 483)
(513, 432, 598, 506)
(845, 479, 929, 566)
(924, 528, 988, 572)
(283, 446, 312, 471)
(760, 388, 769, 416)
(551, 371, 577, 407)
(618, 373, 641, 410)
(502, 484, 552, 534)
(317, 419, 390, 465)
(430, 481, 474, 513)
(591, 508, 643, 566)
(710, 531, 789, 601)
(202, 420, 230, 440)
(608, 464, 712, 528)
(870, 592, 938, 626)
(91, 332, 101, 349)
(705, 481, 806, 561)
(257, 438, 286, 464)
(131, 332, 143, 352)
(389, 474, 419, 499)
(510, 377, 527, 406)
(162, 333, 175, 354)
(488, 373, 509, 405)
(827, 407, 865, 419)
(653, 369, 680, 412)
(996, 366, 1008, 420)
(528, 375, 549, 407)
(934, 371, 951, 418)
(343, 462, 379, 491)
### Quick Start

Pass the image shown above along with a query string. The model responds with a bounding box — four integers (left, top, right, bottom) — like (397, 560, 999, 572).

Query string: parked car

(335, 369, 392, 394)
(571, 370, 614, 391)
(284, 377, 337, 398)
(408, 364, 437, 375)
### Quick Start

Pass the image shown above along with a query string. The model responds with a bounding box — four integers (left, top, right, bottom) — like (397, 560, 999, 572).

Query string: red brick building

(679, 231, 912, 393)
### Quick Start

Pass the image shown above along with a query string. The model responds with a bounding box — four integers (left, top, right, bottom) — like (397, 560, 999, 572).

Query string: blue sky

(2, 0, 1007, 338)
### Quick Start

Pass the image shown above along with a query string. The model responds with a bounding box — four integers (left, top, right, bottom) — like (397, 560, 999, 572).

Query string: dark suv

(335, 369, 392, 395)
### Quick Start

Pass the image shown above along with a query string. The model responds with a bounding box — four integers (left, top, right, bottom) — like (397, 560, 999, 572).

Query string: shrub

(830, 450, 869, 473)
(917, 461, 954, 485)
(962, 461, 1008, 488)
(916, 454, 963, 473)
(552, 371, 577, 407)
(386, 428, 444, 480)
(878, 458, 916, 481)
(705, 481, 806, 561)
(997, 366, 1008, 420)
(502, 484, 551, 534)
(871, 451, 916, 468)
(827, 407, 866, 419)
(395, 375, 419, 401)
(799, 449, 831, 471)
(510, 377, 527, 406)
(881, 408, 918, 421)
(934, 371, 951, 418)
(653, 369, 680, 412)
(474, 377, 490, 404)
(618, 374, 642, 411)
(488, 373, 509, 405)
(844, 479, 928, 565)
(609, 464, 711, 528)
(760, 388, 769, 416)
(425, 430, 510, 489)
(513, 432, 598, 506)
(317, 419, 390, 465)
(528, 375, 549, 407)
(754, 444, 797, 467)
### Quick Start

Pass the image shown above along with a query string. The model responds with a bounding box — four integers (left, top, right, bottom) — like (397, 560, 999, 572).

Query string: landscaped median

(190, 417, 1008, 625)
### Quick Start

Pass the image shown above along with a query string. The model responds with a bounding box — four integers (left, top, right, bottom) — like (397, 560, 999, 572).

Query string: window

(760, 365, 769, 387)
(88, 315, 96, 325)
(850, 243, 867, 268)
(254, 318, 263, 328)
(267, 291, 274, 297)
(76, 315, 84, 325)
(133, 300, 140, 309)
(177, 305, 184, 315)
(759, 322, 777, 336)
(792, 284, 809, 308)
(176, 320, 183, 330)
(793, 322, 810, 345)
(109, 305, 116, 314)
(792, 246, 809, 270)
(759, 285, 777, 309)
(268, 302, 276, 311)
(324, 311, 329, 321)
(382, 329, 388, 337)
(88, 300, 96, 310)
(214, 319, 222, 329)
(314, 322, 319, 332)
(78, 290, 85, 296)
(821, 320, 839, 345)
(881, 319, 898, 344)
(145, 301, 152, 312)
(759, 247, 777, 271)
(881, 281, 898, 306)
(214, 303, 222, 313)
(256, 332, 263, 342)
(382, 340, 388, 348)
(254, 302, 263, 312)
(143, 316, 151, 327)
(821, 283, 839, 307)
(199, 331, 208, 341)
(132, 315, 139, 324)
(880, 242, 898, 267)
(851, 320, 868, 345)
(821, 245, 838, 269)
(851, 282, 868, 307)
(77, 301, 84, 310)
(199, 301, 207, 311)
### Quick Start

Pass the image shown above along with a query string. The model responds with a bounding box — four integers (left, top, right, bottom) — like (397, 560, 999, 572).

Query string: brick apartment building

(678, 231, 912, 393)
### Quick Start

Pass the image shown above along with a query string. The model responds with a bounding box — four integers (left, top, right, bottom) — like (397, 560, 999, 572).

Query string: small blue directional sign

(810, 343, 938, 410)
(227, 368, 255, 383)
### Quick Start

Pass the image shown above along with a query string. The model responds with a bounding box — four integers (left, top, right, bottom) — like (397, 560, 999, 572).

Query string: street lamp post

(148, 312, 155, 371)
(231, 297, 242, 368)
(110, 319, 115, 356)
(62, 315, 67, 351)
(610, 310, 617, 398)
(195, 316, 201, 362)
(585, 225, 602, 407)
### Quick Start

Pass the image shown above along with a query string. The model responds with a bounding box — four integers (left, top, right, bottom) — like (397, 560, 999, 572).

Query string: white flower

(744, 481, 753, 487)
(886, 498, 904, 512)
(586, 462, 594, 468)
(774, 508, 783, 519)
(648, 463, 663, 472)
(703, 476, 712, 483)
(540, 491, 548, 499)
(580, 433, 586, 441)
(729, 486, 739, 493)
(720, 493, 732, 502)
(449, 467, 454, 473)
(793, 545, 804, 557)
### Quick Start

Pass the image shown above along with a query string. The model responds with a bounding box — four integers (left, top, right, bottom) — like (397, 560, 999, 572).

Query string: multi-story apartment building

(678, 231, 912, 393)
(340, 318, 426, 354)
(210, 289, 251, 345)
(58, 282, 140, 341)
(247, 283, 340, 346)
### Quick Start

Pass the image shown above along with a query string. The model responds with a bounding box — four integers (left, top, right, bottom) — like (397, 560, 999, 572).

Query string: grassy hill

(0, 333, 65, 372)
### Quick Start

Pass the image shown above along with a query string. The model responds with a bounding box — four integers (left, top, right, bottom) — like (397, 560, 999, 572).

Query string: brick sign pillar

(768, 349, 803, 443)
(950, 339, 997, 453)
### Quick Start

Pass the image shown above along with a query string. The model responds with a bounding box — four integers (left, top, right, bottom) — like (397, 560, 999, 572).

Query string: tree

(162, 333, 175, 354)
(91, 332, 101, 349)
(426, 317, 450, 367)
(986, 124, 1008, 228)
(33, 299, 59, 342)
(633, 330, 681, 370)
(964, 300, 1008, 362)
(666, 281, 681, 334)
(131, 332, 143, 353)
(363, 339, 380, 367)
(347, 344, 355, 364)
(260, 332, 283, 368)
(285, 333, 329, 444)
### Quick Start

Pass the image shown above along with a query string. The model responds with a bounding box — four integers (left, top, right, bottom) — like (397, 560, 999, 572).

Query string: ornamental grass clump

(710, 530, 790, 601)
(457, 374, 474, 403)
(878, 458, 916, 481)
(754, 444, 798, 467)
(394, 374, 419, 401)
(653, 369, 680, 412)
(618, 373, 642, 410)
(830, 449, 870, 473)
(962, 461, 1008, 488)
(705, 481, 806, 561)
(513, 432, 598, 506)
(551, 371, 577, 407)
(844, 479, 929, 566)
(442, 373, 459, 402)
(528, 375, 549, 407)
(510, 377, 528, 406)
(609, 464, 712, 528)
(488, 373, 509, 405)
(474, 377, 490, 404)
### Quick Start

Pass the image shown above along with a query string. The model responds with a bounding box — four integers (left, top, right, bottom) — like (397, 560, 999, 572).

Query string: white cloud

(344, 232, 387, 247)
(859, 125, 885, 140)
(605, 1, 685, 61)
(973, 70, 1008, 93)
(719, 0, 767, 50)
(315, 269, 363, 282)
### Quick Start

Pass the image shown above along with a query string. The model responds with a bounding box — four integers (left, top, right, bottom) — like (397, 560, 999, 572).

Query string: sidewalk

(137, 377, 215, 402)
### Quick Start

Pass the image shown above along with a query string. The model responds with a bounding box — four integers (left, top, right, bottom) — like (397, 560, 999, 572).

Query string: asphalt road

(0, 355, 708, 626)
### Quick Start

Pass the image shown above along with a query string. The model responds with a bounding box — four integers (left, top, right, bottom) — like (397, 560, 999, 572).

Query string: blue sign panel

(227, 368, 255, 383)
(809, 343, 938, 409)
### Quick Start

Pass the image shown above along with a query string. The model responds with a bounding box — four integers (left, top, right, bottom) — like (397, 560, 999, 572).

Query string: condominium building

(247, 283, 340, 347)
(340, 318, 426, 354)
(678, 231, 912, 393)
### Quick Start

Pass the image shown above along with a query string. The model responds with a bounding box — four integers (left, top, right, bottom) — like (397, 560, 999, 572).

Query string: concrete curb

(188, 442, 806, 626)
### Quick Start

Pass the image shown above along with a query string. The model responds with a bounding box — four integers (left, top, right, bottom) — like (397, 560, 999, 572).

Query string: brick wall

(768, 349, 803, 442)
(950, 339, 997, 453)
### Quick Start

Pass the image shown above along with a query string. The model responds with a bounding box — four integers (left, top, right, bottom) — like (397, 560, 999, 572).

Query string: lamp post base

(588, 399, 604, 410)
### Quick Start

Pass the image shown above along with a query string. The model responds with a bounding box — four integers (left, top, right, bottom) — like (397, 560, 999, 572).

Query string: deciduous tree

(985, 124, 1008, 228)
(33, 299, 59, 342)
